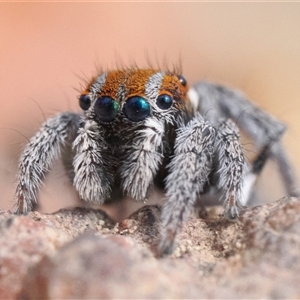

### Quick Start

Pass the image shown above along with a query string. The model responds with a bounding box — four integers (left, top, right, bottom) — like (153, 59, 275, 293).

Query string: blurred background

(1, 2, 300, 215)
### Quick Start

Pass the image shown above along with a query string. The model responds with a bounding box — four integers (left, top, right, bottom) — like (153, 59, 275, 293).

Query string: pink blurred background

(1, 3, 300, 214)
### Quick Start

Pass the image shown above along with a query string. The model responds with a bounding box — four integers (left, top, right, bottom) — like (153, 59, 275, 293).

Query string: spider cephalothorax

(14, 67, 298, 255)
(74, 69, 191, 204)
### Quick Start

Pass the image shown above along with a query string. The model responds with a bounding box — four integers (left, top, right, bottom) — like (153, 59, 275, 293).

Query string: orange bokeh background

(1, 3, 300, 213)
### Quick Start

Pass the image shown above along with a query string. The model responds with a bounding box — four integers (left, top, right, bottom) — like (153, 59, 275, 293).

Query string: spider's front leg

(72, 120, 115, 204)
(159, 114, 216, 255)
(119, 118, 165, 201)
(14, 112, 81, 214)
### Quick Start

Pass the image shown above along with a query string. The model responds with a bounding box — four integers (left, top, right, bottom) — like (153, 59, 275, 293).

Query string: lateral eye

(123, 96, 150, 122)
(177, 75, 187, 87)
(94, 96, 119, 122)
(156, 94, 173, 110)
(79, 94, 91, 111)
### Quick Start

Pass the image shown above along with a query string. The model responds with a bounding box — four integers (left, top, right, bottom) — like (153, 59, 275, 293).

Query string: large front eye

(94, 96, 119, 122)
(123, 96, 150, 122)
(156, 94, 173, 110)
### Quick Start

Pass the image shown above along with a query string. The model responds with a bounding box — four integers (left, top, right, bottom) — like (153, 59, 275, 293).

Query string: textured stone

(0, 197, 300, 299)
(29, 207, 115, 237)
(0, 210, 69, 299)
(19, 234, 200, 299)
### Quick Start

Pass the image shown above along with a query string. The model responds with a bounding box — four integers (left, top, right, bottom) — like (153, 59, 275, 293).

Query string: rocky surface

(0, 197, 300, 299)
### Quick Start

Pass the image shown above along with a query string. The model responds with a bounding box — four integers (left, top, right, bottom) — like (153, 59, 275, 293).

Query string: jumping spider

(14, 68, 298, 255)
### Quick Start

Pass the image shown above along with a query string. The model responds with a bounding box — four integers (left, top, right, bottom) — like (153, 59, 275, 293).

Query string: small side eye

(94, 96, 119, 122)
(123, 96, 150, 122)
(177, 75, 187, 87)
(79, 94, 91, 111)
(156, 94, 173, 110)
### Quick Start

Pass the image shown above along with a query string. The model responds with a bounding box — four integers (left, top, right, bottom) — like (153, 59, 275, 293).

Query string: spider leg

(72, 120, 115, 204)
(14, 112, 81, 214)
(190, 82, 299, 200)
(214, 119, 247, 219)
(270, 143, 299, 196)
(119, 118, 165, 201)
(159, 114, 216, 255)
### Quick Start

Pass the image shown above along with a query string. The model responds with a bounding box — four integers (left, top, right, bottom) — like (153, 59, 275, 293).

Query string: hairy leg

(270, 142, 299, 197)
(14, 112, 80, 213)
(190, 82, 298, 199)
(119, 117, 165, 201)
(159, 114, 216, 255)
(214, 119, 247, 219)
(72, 120, 115, 204)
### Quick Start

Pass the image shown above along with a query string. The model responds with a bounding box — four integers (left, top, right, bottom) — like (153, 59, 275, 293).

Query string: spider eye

(94, 96, 119, 122)
(123, 96, 150, 122)
(79, 94, 91, 111)
(156, 94, 173, 110)
(177, 75, 187, 87)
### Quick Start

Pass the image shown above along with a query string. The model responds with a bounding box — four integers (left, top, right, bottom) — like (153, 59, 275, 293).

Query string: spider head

(78, 69, 190, 126)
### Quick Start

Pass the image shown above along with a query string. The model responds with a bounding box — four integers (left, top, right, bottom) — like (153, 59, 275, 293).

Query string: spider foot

(157, 227, 177, 256)
(224, 192, 243, 221)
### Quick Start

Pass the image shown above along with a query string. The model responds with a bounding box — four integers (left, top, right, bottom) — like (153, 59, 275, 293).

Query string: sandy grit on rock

(0, 197, 299, 299)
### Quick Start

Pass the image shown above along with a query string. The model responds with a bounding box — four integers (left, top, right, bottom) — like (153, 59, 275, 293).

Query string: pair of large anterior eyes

(79, 94, 173, 122)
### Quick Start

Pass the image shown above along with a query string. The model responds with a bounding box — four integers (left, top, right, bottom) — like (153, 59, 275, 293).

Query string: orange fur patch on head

(98, 70, 126, 100)
(82, 68, 189, 112)
(124, 69, 158, 98)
